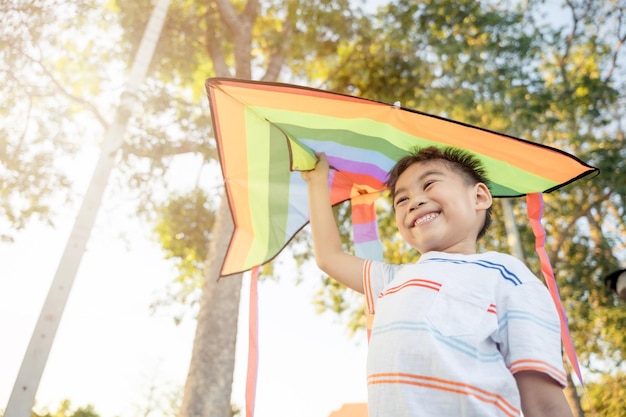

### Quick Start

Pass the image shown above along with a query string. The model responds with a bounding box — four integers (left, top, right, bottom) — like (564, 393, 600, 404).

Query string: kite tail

(351, 194, 382, 343)
(246, 266, 260, 417)
(526, 193, 584, 386)
(351, 193, 383, 261)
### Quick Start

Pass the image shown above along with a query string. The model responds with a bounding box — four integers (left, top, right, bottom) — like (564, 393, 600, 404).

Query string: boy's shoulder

(480, 251, 545, 287)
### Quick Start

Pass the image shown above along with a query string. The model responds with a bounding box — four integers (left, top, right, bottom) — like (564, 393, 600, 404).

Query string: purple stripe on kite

(327, 155, 389, 183)
(299, 139, 396, 182)
(353, 220, 380, 243)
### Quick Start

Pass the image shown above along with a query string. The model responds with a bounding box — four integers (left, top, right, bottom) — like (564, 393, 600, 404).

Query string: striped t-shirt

(363, 251, 567, 417)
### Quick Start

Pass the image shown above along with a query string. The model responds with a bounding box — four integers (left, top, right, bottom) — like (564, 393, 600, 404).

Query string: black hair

(385, 146, 493, 239)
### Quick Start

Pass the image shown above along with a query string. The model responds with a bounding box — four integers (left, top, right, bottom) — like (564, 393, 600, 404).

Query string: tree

(111, 1, 368, 415)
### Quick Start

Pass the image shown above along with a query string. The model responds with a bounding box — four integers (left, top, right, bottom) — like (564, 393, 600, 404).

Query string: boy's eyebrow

(416, 169, 446, 181)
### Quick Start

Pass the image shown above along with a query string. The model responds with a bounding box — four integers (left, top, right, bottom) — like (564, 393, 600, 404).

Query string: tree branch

(204, 4, 230, 78)
(21, 49, 110, 129)
(261, 9, 294, 82)
(214, 0, 259, 78)
(549, 199, 593, 261)
(213, 0, 240, 34)
(603, 6, 626, 82)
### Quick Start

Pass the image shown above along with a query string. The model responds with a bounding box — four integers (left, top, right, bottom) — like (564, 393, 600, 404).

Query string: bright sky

(0, 151, 368, 417)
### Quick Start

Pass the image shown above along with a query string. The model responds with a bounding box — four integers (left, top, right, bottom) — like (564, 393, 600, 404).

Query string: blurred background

(1, 0, 624, 416)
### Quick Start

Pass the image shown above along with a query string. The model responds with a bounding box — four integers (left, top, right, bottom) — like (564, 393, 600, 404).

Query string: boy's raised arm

(301, 154, 366, 294)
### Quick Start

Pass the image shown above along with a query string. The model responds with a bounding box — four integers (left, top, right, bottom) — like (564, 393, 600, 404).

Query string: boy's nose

(408, 195, 426, 211)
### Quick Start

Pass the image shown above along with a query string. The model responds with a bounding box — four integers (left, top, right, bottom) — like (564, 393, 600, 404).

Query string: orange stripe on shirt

(509, 359, 567, 386)
(362, 260, 375, 343)
(363, 259, 375, 314)
(368, 372, 519, 417)
(382, 279, 441, 297)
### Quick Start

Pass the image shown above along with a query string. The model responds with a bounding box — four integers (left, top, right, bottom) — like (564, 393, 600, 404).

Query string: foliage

(151, 188, 215, 322)
(32, 399, 100, 417)
(0, 0, 107, 241)
(581, 371, 626, 417)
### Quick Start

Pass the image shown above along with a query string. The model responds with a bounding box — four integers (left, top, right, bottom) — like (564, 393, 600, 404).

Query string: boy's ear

(474, 183, 493, 209)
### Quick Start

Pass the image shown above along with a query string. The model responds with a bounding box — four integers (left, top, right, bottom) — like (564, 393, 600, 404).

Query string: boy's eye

(424, 180, 435, 190)
(394, 196, 408, 207)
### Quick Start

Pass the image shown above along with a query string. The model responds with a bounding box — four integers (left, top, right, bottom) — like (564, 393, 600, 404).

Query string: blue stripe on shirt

(498, 309, 560, 334)
(373, 321, 502, 363)
(423, 258, 523, 285)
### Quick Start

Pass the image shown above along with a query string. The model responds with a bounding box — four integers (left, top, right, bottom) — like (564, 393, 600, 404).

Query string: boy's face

(392, 159, 492, 255)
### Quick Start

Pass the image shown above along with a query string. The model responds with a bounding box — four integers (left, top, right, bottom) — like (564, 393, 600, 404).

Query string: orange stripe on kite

(210, 87, 256, 274)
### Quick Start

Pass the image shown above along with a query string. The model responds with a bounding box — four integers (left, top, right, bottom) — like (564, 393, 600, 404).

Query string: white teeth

(415, 213, 438, 226)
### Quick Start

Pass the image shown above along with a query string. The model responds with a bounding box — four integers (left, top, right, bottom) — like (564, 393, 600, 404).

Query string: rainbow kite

(206, 78, 598, 416)
(206, 77, 597, 277)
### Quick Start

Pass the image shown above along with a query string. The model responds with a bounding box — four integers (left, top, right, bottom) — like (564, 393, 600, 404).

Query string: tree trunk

(500, 199, 524, 260)
(565, 367, 586, 417)
(179, 196, 243, 417)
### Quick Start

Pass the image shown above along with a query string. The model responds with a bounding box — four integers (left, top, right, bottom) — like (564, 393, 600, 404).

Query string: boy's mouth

(412, 212, 439, 227)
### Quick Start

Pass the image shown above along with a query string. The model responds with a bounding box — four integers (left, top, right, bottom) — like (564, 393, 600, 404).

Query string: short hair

(384, 146, 493, 239)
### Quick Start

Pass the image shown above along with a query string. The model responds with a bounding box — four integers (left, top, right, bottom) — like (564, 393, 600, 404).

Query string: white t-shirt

(363, 251, 567, 417)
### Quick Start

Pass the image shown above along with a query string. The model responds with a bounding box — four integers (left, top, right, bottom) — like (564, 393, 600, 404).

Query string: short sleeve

(498, 281, 568, 387)
(363, 259, 395, 315)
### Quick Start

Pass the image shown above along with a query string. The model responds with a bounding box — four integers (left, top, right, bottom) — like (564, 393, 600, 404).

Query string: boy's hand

(301, 153, 330, 184)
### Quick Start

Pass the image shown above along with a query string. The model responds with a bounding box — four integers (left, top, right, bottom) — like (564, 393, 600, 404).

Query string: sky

(0, 150, 369, 417)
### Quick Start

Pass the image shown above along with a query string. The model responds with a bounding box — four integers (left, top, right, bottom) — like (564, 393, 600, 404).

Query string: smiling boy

(302, 146, 573, 417)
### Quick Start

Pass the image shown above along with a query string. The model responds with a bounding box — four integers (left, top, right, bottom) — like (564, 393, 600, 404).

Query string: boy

(302, 146, 573, 417)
